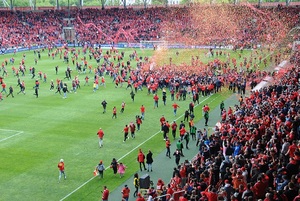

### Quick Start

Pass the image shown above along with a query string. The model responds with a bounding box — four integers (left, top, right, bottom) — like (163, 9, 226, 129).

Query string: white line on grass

(60, 95, 213, 201)
(0, 130, 24, 142)
(0, 128, 23, 132)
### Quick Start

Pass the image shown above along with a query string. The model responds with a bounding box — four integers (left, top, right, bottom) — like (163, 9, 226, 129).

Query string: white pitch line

(0, 131, 24, 142)
(60, 95, 213, 201)
(0, 128, 23, 132)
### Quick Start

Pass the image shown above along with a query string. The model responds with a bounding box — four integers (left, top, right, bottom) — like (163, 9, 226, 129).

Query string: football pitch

(0, 47, 252, 200)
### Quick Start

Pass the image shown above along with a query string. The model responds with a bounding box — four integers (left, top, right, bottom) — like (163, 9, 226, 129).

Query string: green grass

(0, 47, 258, 200)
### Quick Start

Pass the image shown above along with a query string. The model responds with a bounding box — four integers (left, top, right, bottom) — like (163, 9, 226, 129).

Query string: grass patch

(0, 46, 257, 200)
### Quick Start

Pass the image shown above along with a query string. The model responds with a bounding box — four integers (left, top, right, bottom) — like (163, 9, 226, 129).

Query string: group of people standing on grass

(1, 40, 274, 105)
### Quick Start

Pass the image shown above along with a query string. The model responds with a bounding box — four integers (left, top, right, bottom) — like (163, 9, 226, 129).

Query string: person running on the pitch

(50, 80, 55, 91)
(112, 106, 117, 118)
(140, 105, 145, 120)
(129, 122, 136, 139)
(6, 85, 14, 98)
(17, 80, 25, 95)
(120, 101, 126, 113)
(101, 99, 107, 113)
(123, 125, 129, 142)
(33, 79, 39, 98)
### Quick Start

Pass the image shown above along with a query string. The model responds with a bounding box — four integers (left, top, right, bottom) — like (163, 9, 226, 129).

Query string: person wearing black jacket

(146, 150, 153, 172)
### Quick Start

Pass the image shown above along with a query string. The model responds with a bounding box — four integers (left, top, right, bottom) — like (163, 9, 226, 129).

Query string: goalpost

(139, 40, 168, 49)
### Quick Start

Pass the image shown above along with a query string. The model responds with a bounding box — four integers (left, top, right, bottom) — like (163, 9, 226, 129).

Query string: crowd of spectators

(0, 4, 299, 201)
(143, 53, 300, 200)
(0, 5, 300, 49)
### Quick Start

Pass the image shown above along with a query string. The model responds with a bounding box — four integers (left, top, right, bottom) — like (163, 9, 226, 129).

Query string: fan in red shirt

(166, 184, 174, 200)
(179, 126, 186, 141)
(57, 159, 66, 183)
(160, 115, 166, 130)
(140, 105, 145, 120)
(135, 193, 145, 201)
(97, 128, 104, 148)
(136, 115, 142, 131)
(1, 82, 7, 94)
(252, 173, 269, 199)
(172, 102, 180, 116)
(201, 185, 218, 201)
(179, 194, 189, 201)
(121, 185, 130, 201)
(137, 149, 147, 171)
(153, 94, 159, 108)
(129, 122, 136, 139)
(120, 101, 126, 113)
(171, 121, 177, 140)
(112, 106, 117, 119)
(101, 186, 109, 201)
(203, 104, 210, 113)
(123, 125, 129, 142)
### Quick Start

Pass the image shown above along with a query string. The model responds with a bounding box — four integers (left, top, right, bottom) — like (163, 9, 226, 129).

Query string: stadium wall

(1, 2, 300, 12)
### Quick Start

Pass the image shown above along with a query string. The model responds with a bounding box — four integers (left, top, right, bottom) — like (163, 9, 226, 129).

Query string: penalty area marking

(60, 95, 216, 201)
(0, 129, 24, 142)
